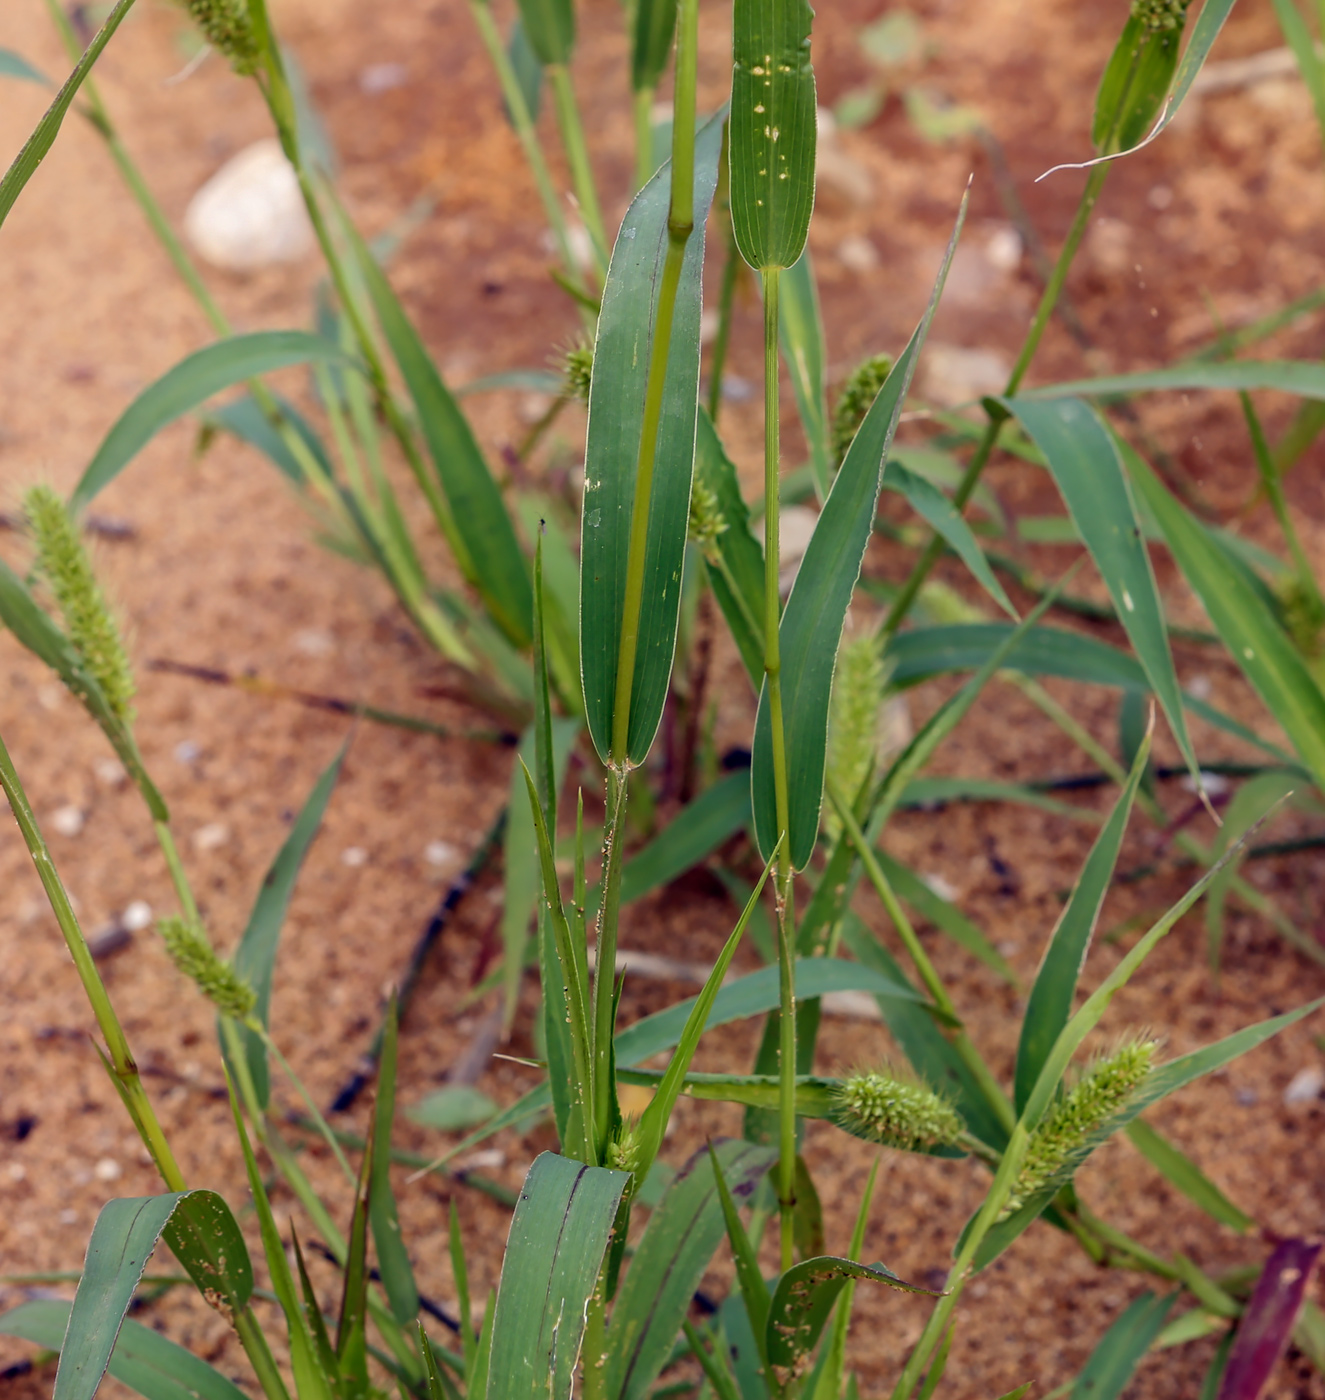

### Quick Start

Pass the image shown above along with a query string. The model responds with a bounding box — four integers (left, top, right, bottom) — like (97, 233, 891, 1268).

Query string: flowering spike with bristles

(831, 353, 893, 467)
(824, 632, 888, 841)
(561, 342, 594, 405)
(687, 480, 729, 566)
(1003, 1037, 1158, 1216)
(833, 1067, 963, 1153)
(24, 485, 136, 724)
(179, 0, 260, 74)
(606, 1122, 640, 1175)
(1130, 0, 1192, 31)
(159, 917, 257, 1021)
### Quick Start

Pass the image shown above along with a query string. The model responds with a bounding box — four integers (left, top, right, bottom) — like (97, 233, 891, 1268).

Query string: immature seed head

(159, 917, 257, 1021)
(834, 1066, 963, 1152)
(1130, 0, 1192, 31)
(178, 0, 260, 76)
(606, 1122, 640, 1176)
(1276, 575, 1325, 659)
(824, 631, 888, 841)
(687, 480, 729, 566)
(561, 342, 594, 405)
(23, 485, 136, 724)
(831, 353, 893, 467)
(1003, 1037, 1158, 1216)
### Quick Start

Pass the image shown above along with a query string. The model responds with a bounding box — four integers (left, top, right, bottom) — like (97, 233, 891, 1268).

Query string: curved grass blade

(765, 1257, 937, 1397)
(369, 1001, 420, 1327)
(204, 392, 334, 486)
(0, 0, 135, 231)
(898, 776, 1099, 824)
(606, 1142, 774, 1400)
(1220, 1239, 1325, 1400)
(694, 409, 766, 686)
(1124, 1119, 1254, 1233)
(580, 111, 724, 762)
(753, 193, 968, 866)
(53, 1193, 251, 1400)
(487, 1153, 628, 1400)
(881, 461, 1016, 618)
(353, 237, 533, 648)
(71, 332, 350, 511)
(780, 250, 831, 495)
(228, 744, 345, 1109)
(506, 16, 543, 124)
(512, 0, 574, 65)
(1000, 397, 1200, 787)
(1025, 359, 1325, 403)
(620, 770, 752, 904)
(1014, 728, 1151, 1113)
(0, 1300, 248, 1400)
(1125, 440, 1325, 791)
(1069, 1291, 1174, 1400)
(0, 49, 51, 85)
(729, 0, 817, 271)
(632, 0, 678, 93)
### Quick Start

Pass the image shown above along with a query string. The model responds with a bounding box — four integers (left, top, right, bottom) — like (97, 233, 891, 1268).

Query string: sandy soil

(2, 0, 1325, 1396)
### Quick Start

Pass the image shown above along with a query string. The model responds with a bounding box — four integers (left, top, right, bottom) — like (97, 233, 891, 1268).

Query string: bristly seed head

(824, 631, 888, 842)
(1276, 575, 1325, 659)
(1130, 0, 1192, 31)
(561, 341, 594, 405)
(1003, 1037, 1158, 1216)
(159, 917, 257, 1021)
(24, 485, 136, 724)
(606, 1122, 640, 1176)
(834, 1066, 963, 1152)
(831, 353, 893, 467)
(688, 480, 729, 566)
(178, 0, 260, 76)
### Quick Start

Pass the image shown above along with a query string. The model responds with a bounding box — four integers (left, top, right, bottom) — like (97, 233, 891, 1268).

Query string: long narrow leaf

(780, 250, 831, 495)
(369, 1002, 419, 1326)
(1025, 360, 1325, 403)
(1069, 1291, 1174, 1400)
(1124, 1119, 1254, 1233)
(1219, 1238, 1324, 1400)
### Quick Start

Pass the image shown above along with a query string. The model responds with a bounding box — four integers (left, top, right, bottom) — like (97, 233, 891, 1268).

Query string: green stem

(548, 63, 610, 280)
(154, 820, 200, 926)
(633, 84, 655, 192)
(706, 126, 739, 425)
(880, 164, 1110, 639)
(591, 767, 627, 1161)
(233, 1310, 292, 1400)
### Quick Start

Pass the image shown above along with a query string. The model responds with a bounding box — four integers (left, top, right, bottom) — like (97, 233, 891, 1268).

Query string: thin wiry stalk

(548, 63, 610, 280)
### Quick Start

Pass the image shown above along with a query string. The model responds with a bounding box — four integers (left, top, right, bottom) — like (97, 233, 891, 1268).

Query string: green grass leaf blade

(898, 776, 1100, 825)
(0, 49, 52, 85)
(1024, 359, 1325, 402)
(1126, 441, 1325, 792)
(580, 112, 724, 763)
(228, 744, 345, 1109)
(631, 0, 678, 92)
(606, 1141, 774, 1400)
(620, 770, 752, 904)
(0, 1301, 248, 1400)
(369, 1002, 420, 1326)
(506, 17, 544, 124)
(1269, 0, 1325, 142)
(779, 250, 831, 496)
(765, 1257, 937, 1397)
(1001, 397, 1199, 785)
(752, 192, 968, 866)
(512, 0, 574, 66)
(71, 332, 349, 512)
(1014, 730, 1152, 1113)
(354, 242, 533, 648)
(0, 0, 135, 233)
(204, 392, 333, 486)
(881, 460, 1017, 618)
(708, 1143, 774, 1374)
(729, 0, 817, 271)
(1124, 1119, 1254, 1233)
(52, 1193, 250, 1400)
(694, 410, 766, 686)
(487, 1153, 628, 1400)
(1068, 1292, 1174, 1400)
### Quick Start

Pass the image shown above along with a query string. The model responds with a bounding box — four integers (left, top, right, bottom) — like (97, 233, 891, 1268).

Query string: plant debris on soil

(2, 0, 1325, 1396)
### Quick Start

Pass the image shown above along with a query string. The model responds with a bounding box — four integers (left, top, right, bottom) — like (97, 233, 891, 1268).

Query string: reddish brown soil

(3, 1, 1325, 1397)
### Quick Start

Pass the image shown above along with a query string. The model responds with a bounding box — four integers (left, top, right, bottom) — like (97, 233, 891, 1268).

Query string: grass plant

(4, 0, 1325, 1396)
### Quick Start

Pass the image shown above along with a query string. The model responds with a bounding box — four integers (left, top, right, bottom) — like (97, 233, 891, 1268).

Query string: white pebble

(58, 1208, 78, 1225)
(184, 139, 314, 271)
(985, 224, 1022, 272)
(175, 740, 202, 764)
(293, 628, 336, 658)
(922, 871, 959, 903)
(836, 233, 880, 273)
(51, 805, 85, 837)
(7, 1162, 25, 1181)
(359, 61, 408, 95)
(341, 846, 369, 868)
(425, 839, 459, 868)
(121, 900, 153, 932)
(93, 1157, 122, 1182)
(1284, 1065, 1324, 1107)
(94, 757, 127, 787)
(193, 822, 231, 853)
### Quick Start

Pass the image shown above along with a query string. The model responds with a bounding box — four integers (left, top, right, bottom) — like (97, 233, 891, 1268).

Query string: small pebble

(175, 739, 202, 764)
(458, 1149, 506, 1172)
(1235, 1087, 1259, 1107)
(425, 839, 459, 868)
(1187, 674, 1214, 701)
(1283, 1065, 1325, 1107)
(37, 684, 64, 711)
(922, 872, 959, 903)
(7, 1162, 25, 1181)
(721, 374, 754, 403)
(50, 805, 85, 837)
(121, 900, 153, 932)
(293, 628, 335, 658)
(836, 233, 880, 273)
(359, 61, 408, 95)
(58, 1209, 78, 1225)
(184, 139, 314, 271)
(985, 224, 1022, 272)
(94, 757, 127, 787)
(93, 1158, 121, 1182)
(88, 925, 133, 960)
(341, 846, 369, 868)
(193, 822, 230, 853)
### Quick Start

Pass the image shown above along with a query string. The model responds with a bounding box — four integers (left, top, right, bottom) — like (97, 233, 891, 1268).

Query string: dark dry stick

(328, 806, 508, 1114)
(148, 658, 517, 744)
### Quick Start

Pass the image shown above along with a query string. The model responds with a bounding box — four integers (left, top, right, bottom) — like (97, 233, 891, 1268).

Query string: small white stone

(51, 805, 85, 837)
(94, 757, 127, 787)
(566, 222, 595, 273)
(425, 839, 459, 868)
(836, 233, 879, 273)
(922, 871, 959, 902)
(359, 61, 408, 95)
(175, 739, 202, 764)
(7, 1162, 25, 1181)
(121, 900, 153, 932)
(38, 684, 64, 711)
(1284, 1065, 1325, 1107)
(293, 628, 335, 658)
(700, 308, 719, 345)
(985, 224, 1022, 272)
(341, 846, 369, 868)
(93, 1157, 122, 1182)
(517, 393, 555, 425)
(1187, 674, 1214, 701)
(59, 1208, 78, 1225)
(193, 822, 231, 853)
(458, 1148, 506, 1171)
(920, 344, 1011, 408)
(184, 139, 315, 272)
